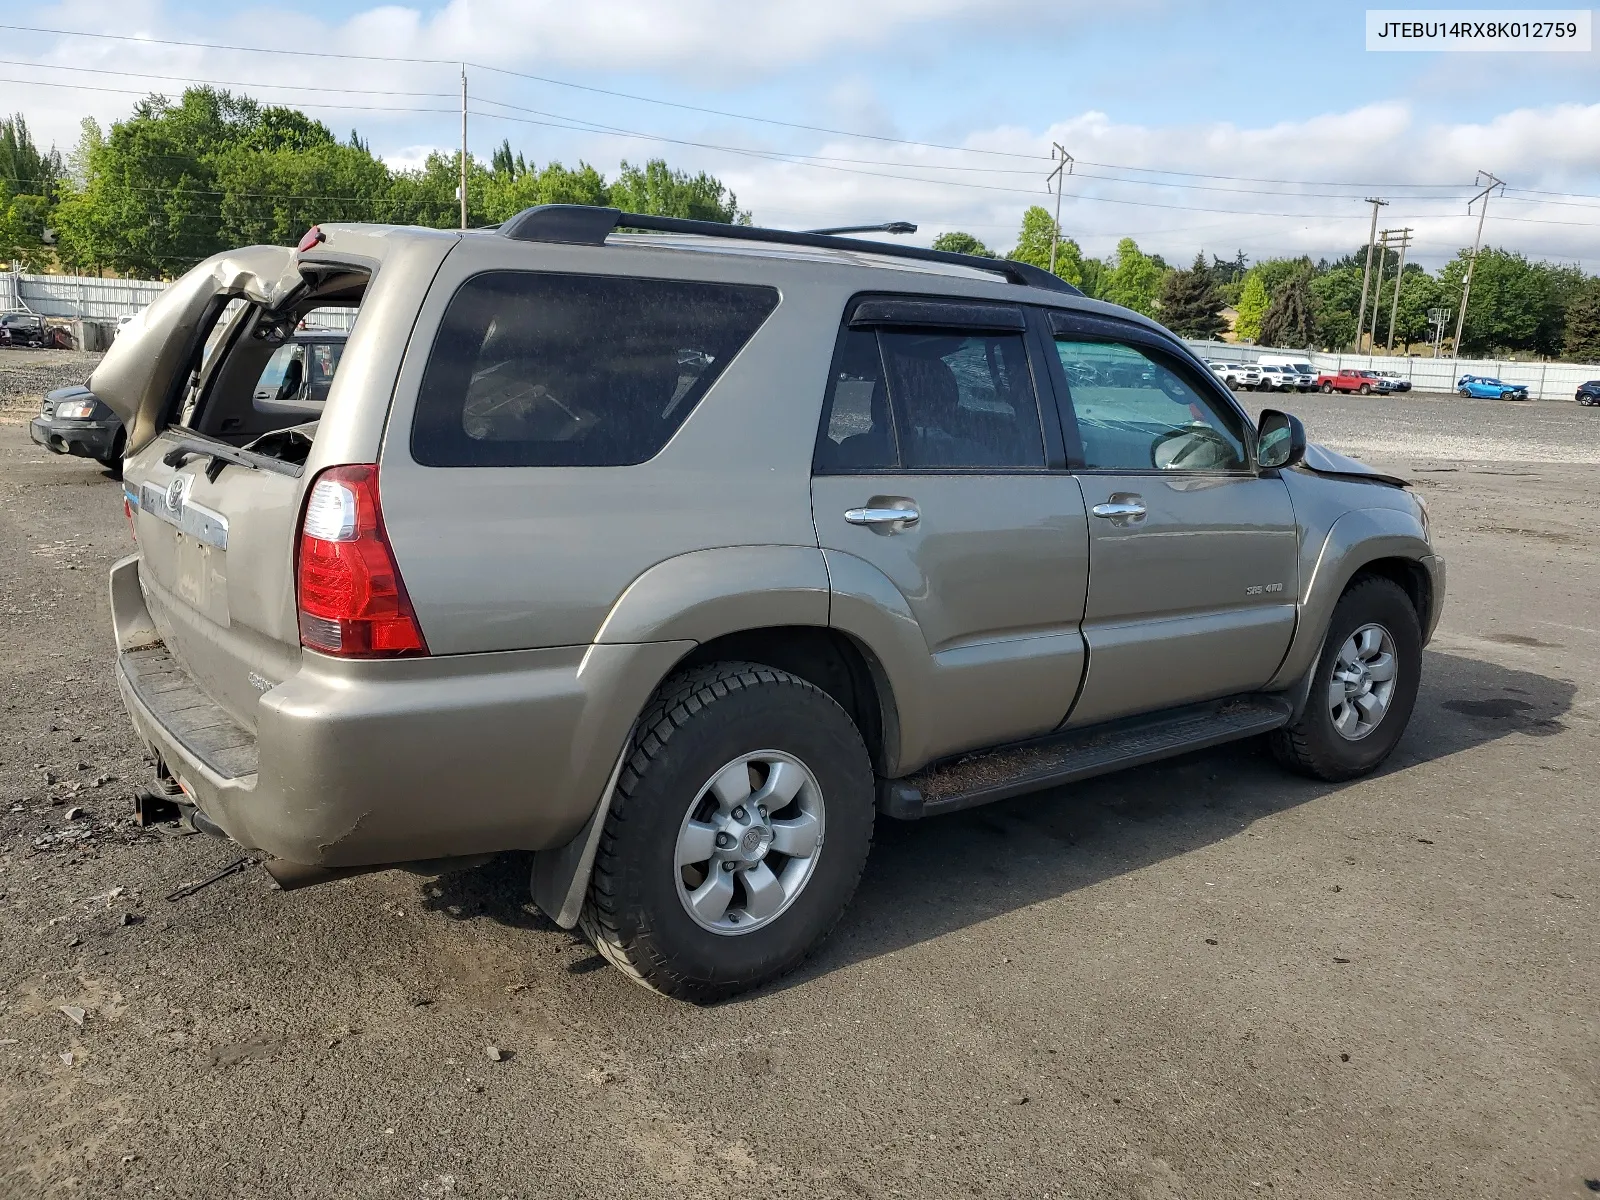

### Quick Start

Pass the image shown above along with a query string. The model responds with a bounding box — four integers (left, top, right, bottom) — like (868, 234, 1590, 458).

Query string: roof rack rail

(497, 205, 1081, 296)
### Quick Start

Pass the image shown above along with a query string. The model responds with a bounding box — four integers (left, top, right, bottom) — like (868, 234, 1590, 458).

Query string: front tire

(1270, 576, 1422, 782)
(580, 662, 875, 1003)
(1358, 383, 1371, 395)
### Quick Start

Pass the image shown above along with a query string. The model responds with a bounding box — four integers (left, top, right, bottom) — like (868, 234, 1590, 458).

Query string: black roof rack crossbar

(497, 204, 1081, 296)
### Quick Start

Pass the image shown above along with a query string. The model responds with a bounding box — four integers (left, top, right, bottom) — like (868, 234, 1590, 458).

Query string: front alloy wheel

(1327, 623, 1398, 740)
(1270, 576, 1421, 781)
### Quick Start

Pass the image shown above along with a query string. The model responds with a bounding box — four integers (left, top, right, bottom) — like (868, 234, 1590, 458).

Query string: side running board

(881, 695, 1294, 820)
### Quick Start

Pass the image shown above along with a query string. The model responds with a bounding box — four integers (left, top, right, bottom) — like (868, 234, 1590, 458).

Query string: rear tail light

(295, 464, 427, 657)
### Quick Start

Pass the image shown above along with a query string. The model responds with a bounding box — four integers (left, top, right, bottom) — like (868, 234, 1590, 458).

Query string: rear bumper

(31, 416, 121, 460)
(109, 555, 690, 869)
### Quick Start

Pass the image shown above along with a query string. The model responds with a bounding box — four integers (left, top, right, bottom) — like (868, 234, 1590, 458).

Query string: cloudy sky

(3, 0, 1597, 269)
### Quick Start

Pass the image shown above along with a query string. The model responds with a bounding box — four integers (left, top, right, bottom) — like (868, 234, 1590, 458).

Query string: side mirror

(1257, 409, 1306, 469)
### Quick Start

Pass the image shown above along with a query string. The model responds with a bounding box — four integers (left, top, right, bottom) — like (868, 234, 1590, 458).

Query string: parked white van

(1257, 354, 1316, 392)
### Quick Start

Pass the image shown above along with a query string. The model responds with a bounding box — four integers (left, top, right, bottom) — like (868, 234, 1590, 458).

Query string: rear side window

(411, 272, 779, 467)
(814, 326, 1045, 472)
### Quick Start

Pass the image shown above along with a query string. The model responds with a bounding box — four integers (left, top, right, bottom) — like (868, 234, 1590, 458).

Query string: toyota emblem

(166, 475, 188, 513)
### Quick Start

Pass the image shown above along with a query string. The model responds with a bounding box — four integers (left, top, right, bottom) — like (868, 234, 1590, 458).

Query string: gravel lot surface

(0, 350, 102, 407)
(0, 386, 1596, 1199)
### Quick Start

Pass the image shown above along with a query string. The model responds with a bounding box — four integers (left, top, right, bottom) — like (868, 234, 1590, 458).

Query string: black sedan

(0, 312, 48, 347)
(30, 385, 125, 473)
(1578, 380, 1600, 407)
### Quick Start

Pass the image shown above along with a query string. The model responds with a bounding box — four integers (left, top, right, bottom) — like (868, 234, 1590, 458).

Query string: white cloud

(719, 101, 1600, 269)
(2, 3, 1595, 272)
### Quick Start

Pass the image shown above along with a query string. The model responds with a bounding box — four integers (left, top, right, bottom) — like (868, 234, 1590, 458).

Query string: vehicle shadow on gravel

(792, 647, 1577, 993)
(401, 649, 1575, 998)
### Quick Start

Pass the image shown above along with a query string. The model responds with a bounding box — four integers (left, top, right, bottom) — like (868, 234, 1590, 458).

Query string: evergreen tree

(1565, 278, 1600, 362)
(1157, 253, 1226, 338)
(1258, 270, 1316, 348)
(1234, 272, 1269, 342)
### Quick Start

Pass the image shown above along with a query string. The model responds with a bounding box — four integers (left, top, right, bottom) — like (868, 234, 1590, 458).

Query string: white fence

(1, 271, 167, 320)
(2, 270, 357, 333)
(1184, 338, 1598, 402)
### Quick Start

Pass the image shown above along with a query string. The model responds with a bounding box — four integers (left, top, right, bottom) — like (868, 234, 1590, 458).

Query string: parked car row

(1206, 359, 1316, 392)
(1139, 351, 1586, 405)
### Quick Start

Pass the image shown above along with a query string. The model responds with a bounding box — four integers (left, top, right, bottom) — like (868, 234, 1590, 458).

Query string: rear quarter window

(410, 272, 779, 467)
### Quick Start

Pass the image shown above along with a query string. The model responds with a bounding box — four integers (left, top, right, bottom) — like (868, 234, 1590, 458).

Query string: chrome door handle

(845, 506, 920, 527)
(1091, 498, 1147, 521)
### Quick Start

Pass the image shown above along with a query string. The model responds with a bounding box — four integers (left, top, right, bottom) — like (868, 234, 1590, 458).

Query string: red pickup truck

(1316, 369, 1392, 395)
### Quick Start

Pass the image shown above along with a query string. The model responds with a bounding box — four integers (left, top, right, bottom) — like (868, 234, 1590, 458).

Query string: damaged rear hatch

(97, 230, 453, 773)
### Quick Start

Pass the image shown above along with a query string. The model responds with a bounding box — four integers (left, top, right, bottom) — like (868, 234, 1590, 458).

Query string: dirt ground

(0, 388, 1595, 1199)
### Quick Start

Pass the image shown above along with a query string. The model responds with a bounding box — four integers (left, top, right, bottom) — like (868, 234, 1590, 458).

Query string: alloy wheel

(1328, 623, 1398, 741)
(674, 751, 826, 935)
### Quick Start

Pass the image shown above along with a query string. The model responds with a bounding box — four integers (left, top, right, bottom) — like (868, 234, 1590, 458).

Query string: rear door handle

(1091, 496, 1147, 522)
(845, 506, 920, 527)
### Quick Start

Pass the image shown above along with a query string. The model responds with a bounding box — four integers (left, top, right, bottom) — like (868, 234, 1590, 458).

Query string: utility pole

(459, 66, 469, 231)
(1046, 144, 1073, 277)
(1369, 229, 1390, 352)
(1384, 227, 1413, 353)
(1428, 306, 1453, 358)
(1452, 170, 1504, 356)
(1355, 197, 1387, 351)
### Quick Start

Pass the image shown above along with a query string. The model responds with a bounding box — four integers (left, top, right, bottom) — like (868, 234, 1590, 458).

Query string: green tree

(0, 113, 62, 268)
(611, 159, 747, 223)
(1564, 277, 1600, 362)
(1234, 271, 1269, 342)
(1076, 257, 1109, 300)
(1258, 269, 1316, 348)
(1101, 237, 1167, 318)
(931, 230, 993, 258)
(1435, 247, 1556, 356)
(1158, 253, 1226, 338)
(1309, 265, 1364, 351)
(1004, 205, 1088, 285)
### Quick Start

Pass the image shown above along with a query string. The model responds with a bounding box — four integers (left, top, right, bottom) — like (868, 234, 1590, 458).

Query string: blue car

(1457, 375, 1530, 401)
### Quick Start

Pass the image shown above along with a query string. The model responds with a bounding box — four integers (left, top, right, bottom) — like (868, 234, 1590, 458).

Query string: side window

(879, 330, 1043, 469)
(412, 272, 779, 468)
(1054, 339, 1248, 472)
(255, 344, 298, 394)
(309, 342, 342, 386)
(815, 328, 896, 472)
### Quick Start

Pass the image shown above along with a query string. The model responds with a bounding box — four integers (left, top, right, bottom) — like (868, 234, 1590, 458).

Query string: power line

(0, 22, 1053, 163)
(0, 57, 454, 99)
(0, 74, 458, 115)
(5, 21, 1597, 201)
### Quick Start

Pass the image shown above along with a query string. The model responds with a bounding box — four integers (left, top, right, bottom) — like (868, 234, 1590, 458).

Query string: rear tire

(1270, 576, 1422, 782)
(1321, 383, 1333, 393)
(580, 662, 875, 1003)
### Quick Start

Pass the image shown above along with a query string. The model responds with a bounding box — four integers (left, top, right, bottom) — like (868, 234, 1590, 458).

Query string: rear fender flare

(1267, 507, 1431, 690)
(592, 545, 830, 645)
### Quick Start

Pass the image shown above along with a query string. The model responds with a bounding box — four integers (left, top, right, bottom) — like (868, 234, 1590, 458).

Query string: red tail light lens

(295, 464, 427, 657)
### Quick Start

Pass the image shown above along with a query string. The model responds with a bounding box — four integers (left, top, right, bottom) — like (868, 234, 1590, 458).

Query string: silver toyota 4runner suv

(95, 207, 1443, 1002)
